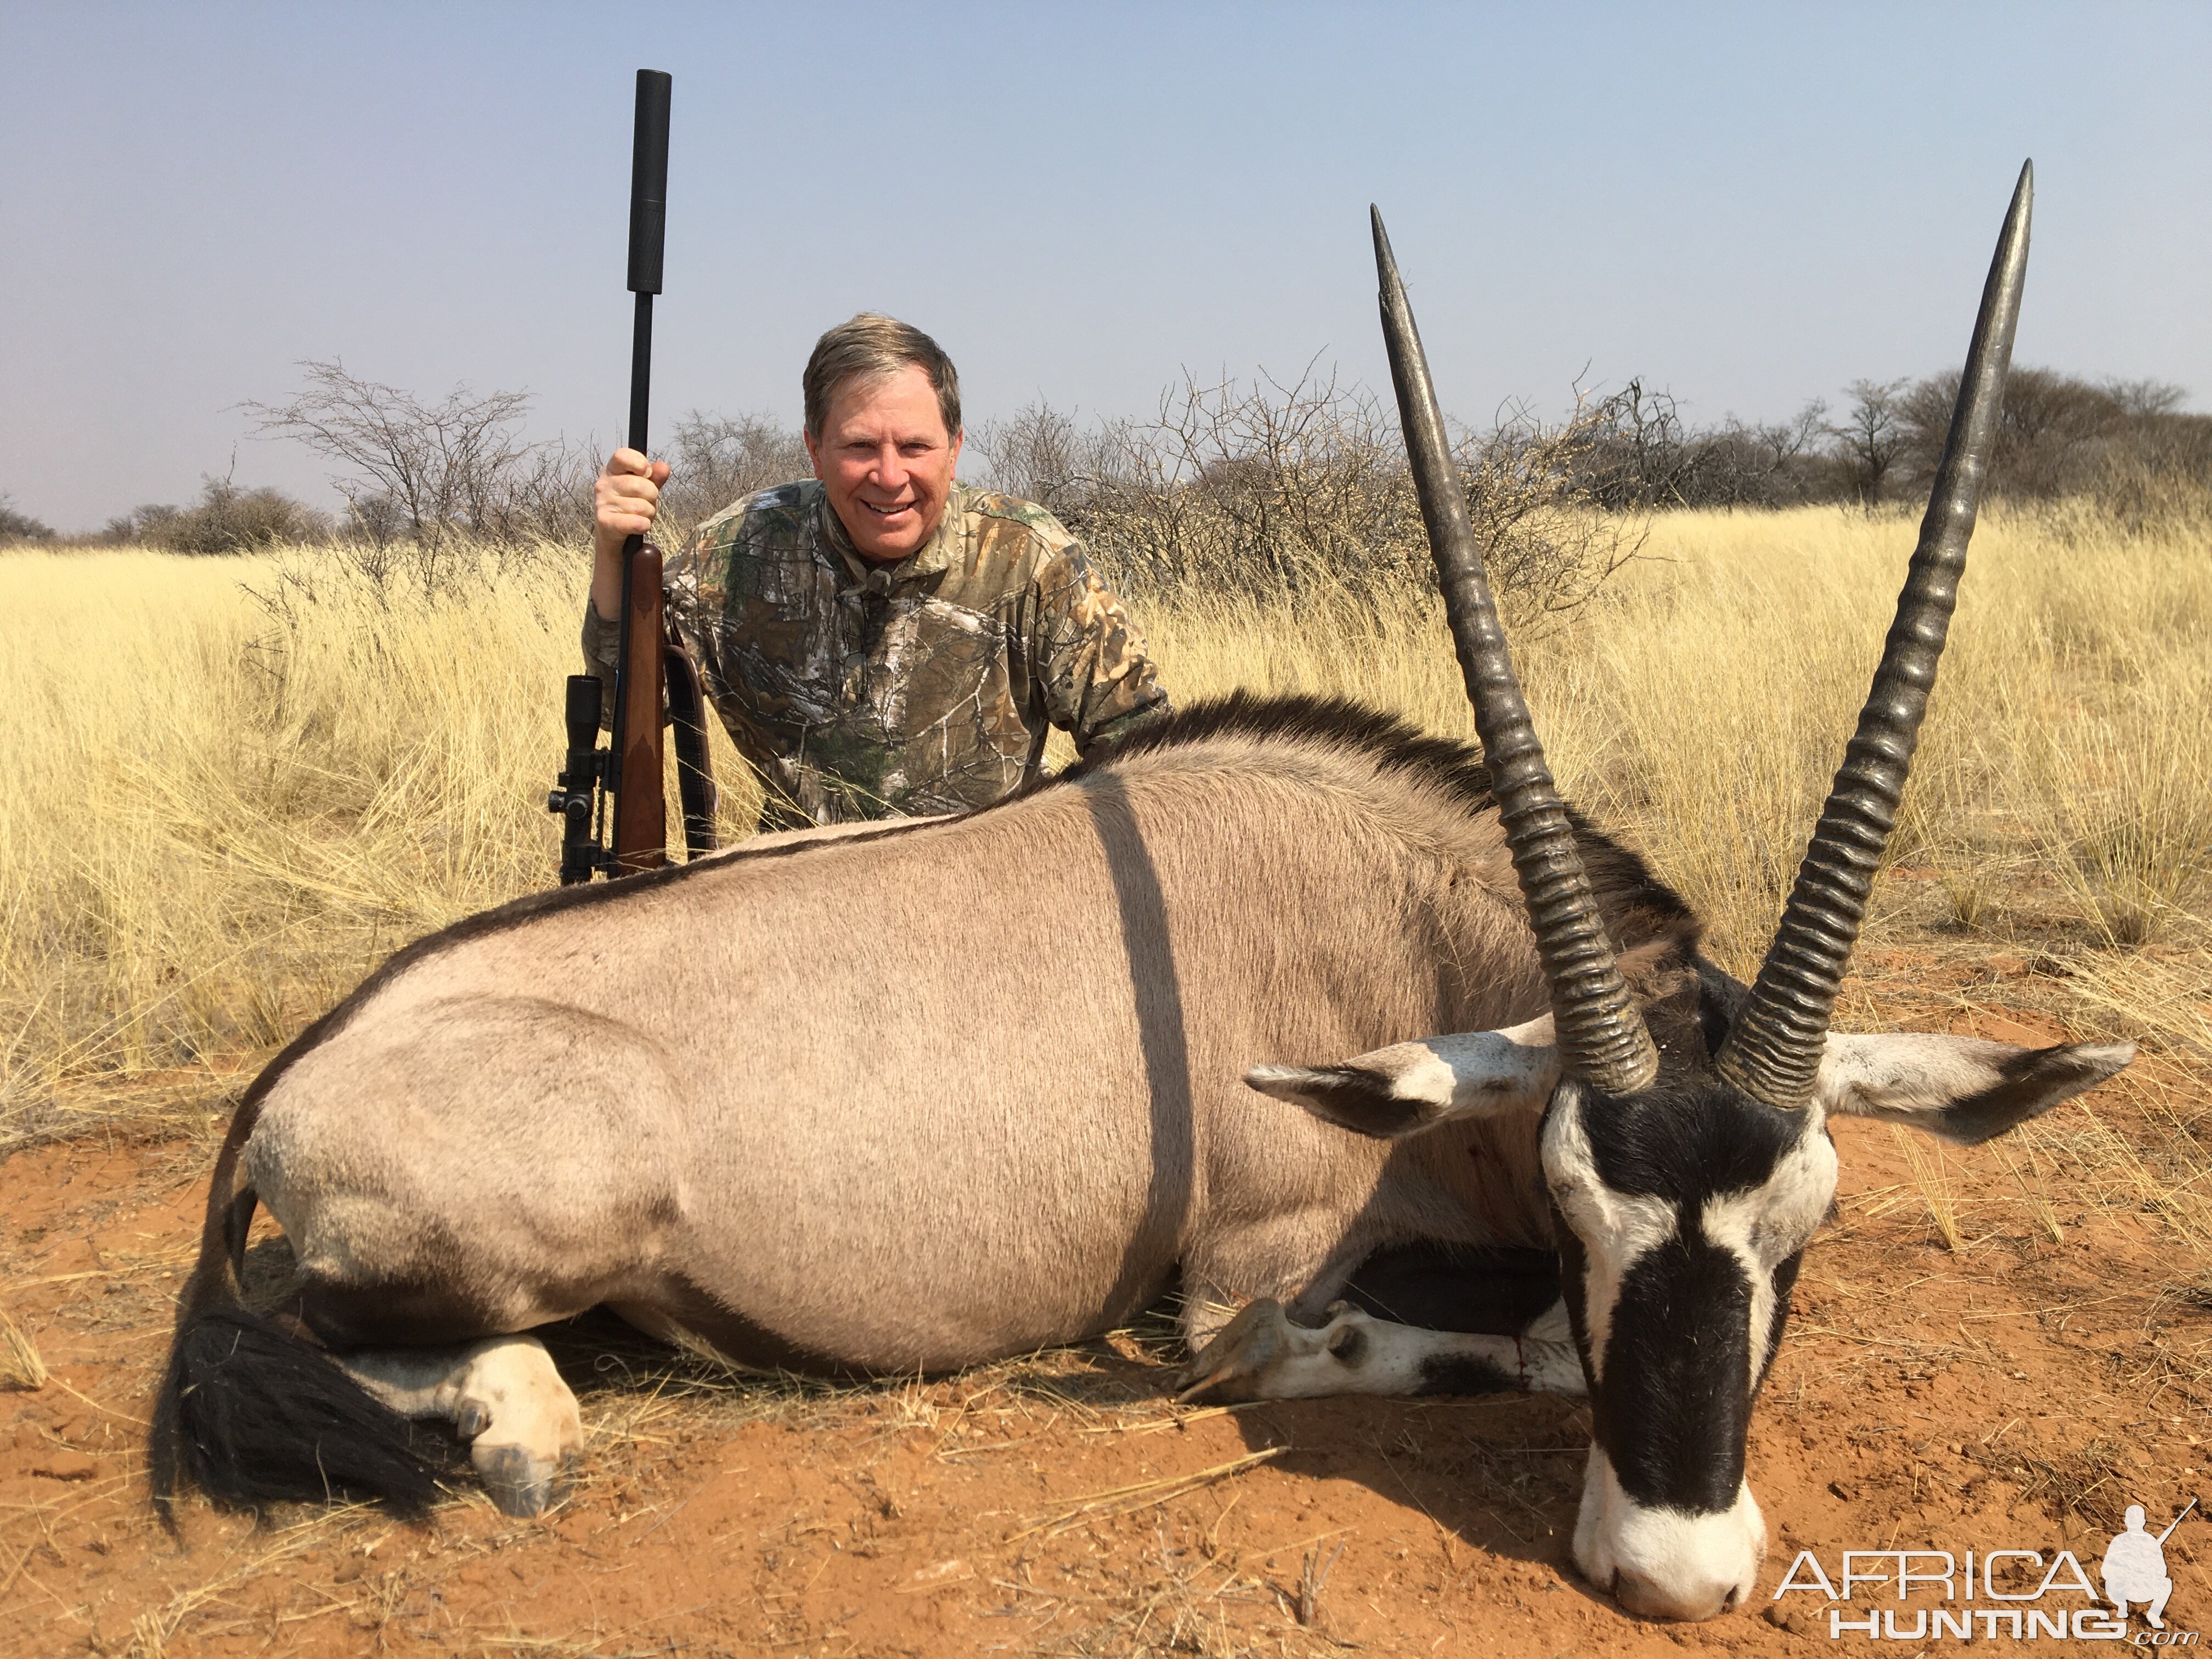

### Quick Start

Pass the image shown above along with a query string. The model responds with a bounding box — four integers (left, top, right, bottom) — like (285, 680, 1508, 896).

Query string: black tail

(150, 1093, 438, 1527)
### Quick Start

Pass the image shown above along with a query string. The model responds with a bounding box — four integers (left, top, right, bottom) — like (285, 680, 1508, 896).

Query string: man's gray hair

(803, 313, 961, 441)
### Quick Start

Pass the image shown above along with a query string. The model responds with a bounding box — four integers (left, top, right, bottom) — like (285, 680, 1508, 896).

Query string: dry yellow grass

(1, 503, 2205, 1163)
(1147, 502, 2211, 975)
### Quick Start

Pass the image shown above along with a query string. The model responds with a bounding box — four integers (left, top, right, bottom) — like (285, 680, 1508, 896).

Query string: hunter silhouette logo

(2104, 1500, 2196, 1630)
(1772, 1496, 2199, 1641)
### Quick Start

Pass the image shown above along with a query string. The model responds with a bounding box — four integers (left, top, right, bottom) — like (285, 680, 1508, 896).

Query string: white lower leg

(1182, 1298, 1584, 1402)
(1280, 1301, 1583, 1397)
(336, 1334, 584, 1515)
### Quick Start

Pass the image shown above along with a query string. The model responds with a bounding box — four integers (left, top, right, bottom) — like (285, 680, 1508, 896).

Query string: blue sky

(4, 1, 2208, 530)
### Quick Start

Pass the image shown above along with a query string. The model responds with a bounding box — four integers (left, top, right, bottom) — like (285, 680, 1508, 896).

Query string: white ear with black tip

(1816, 1031, 2134, 1144)
(1245, 1015, 1558, 1139)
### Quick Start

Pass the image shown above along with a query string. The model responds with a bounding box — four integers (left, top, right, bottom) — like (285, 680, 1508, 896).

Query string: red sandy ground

(3, 989, 2208, 1656)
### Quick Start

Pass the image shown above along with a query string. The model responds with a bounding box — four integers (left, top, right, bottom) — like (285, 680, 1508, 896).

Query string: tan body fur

(242, 717, 1686, 1373)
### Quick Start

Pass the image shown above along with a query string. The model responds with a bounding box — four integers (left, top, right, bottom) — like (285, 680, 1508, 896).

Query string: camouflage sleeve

(1027, 544, 1172, 754)
(579, 596, 622, 733)
(664, 517, 795, 773)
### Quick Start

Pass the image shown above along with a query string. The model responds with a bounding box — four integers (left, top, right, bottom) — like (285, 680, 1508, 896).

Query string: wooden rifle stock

(611, 538, 667, 873)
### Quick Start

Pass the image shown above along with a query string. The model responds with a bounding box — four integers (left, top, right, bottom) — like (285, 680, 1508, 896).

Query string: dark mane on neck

(1066, 690, 1496, 811)
(1070, 691, 1697, 945)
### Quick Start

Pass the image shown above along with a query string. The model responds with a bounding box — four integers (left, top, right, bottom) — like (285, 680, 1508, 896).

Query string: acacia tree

(658, 411, 812, 545)
(968, 403, 1102, 521)
(1894, 367, 2190, 498)
(109, 477, 328, 554)
(1829, 377, 1910, 503)
(974, 365, 1639, 629)
(0, 494, 56, 545)
(245, 360, 588, 549)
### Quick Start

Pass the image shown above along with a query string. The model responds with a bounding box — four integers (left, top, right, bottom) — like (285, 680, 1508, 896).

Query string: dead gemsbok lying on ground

(154, 161, 2125, 1623)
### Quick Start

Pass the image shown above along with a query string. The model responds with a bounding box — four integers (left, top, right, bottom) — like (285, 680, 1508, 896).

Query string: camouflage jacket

(582, 478, 1169, 827)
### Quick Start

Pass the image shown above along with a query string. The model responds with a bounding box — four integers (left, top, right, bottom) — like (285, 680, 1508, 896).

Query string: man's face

(804, 364, 963, 565)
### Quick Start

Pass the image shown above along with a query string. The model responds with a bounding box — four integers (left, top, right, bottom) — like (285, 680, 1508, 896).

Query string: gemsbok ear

(1245, 1015, 1558, 1139)
(1816, 1032, 2135, 1144)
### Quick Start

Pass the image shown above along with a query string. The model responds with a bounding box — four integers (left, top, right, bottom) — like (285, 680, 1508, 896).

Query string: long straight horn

(1717, 161, 2033, 1110)
(1373, 206, 1657, 1095)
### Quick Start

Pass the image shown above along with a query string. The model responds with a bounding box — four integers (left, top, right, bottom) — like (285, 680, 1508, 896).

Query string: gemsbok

(153, 160, 2124, 1622)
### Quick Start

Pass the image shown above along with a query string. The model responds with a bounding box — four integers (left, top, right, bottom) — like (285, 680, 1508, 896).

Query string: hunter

(585, 313, 1171, 828)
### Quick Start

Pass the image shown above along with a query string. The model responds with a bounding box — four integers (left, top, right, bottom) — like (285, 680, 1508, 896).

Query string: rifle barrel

(628, 294, 654, 456)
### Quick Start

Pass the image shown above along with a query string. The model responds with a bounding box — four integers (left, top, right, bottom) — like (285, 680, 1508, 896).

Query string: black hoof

(1176, 1298, 1287, 1403)
(475, 1443, 562, 1517)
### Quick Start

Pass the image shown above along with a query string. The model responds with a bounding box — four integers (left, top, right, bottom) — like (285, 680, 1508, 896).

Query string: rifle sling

(664, 616, 719, 858)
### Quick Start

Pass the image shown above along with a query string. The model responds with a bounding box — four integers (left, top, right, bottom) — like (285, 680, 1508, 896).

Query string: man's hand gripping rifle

(549, 68, 718, 883)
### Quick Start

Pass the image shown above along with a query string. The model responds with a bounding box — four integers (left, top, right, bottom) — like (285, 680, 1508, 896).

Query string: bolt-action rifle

(548, 68, 718, 883)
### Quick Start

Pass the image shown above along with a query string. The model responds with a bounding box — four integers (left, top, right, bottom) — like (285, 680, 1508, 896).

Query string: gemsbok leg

(1180, 1296, 1583, 1401)
(335, 1335, 585, 1516)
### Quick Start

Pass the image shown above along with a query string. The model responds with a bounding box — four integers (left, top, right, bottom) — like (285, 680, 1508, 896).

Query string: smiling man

(585, 313, 1169, 828)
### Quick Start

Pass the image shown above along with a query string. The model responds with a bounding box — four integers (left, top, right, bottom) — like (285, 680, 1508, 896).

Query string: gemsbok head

(1254, 165, 2131, 1620)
